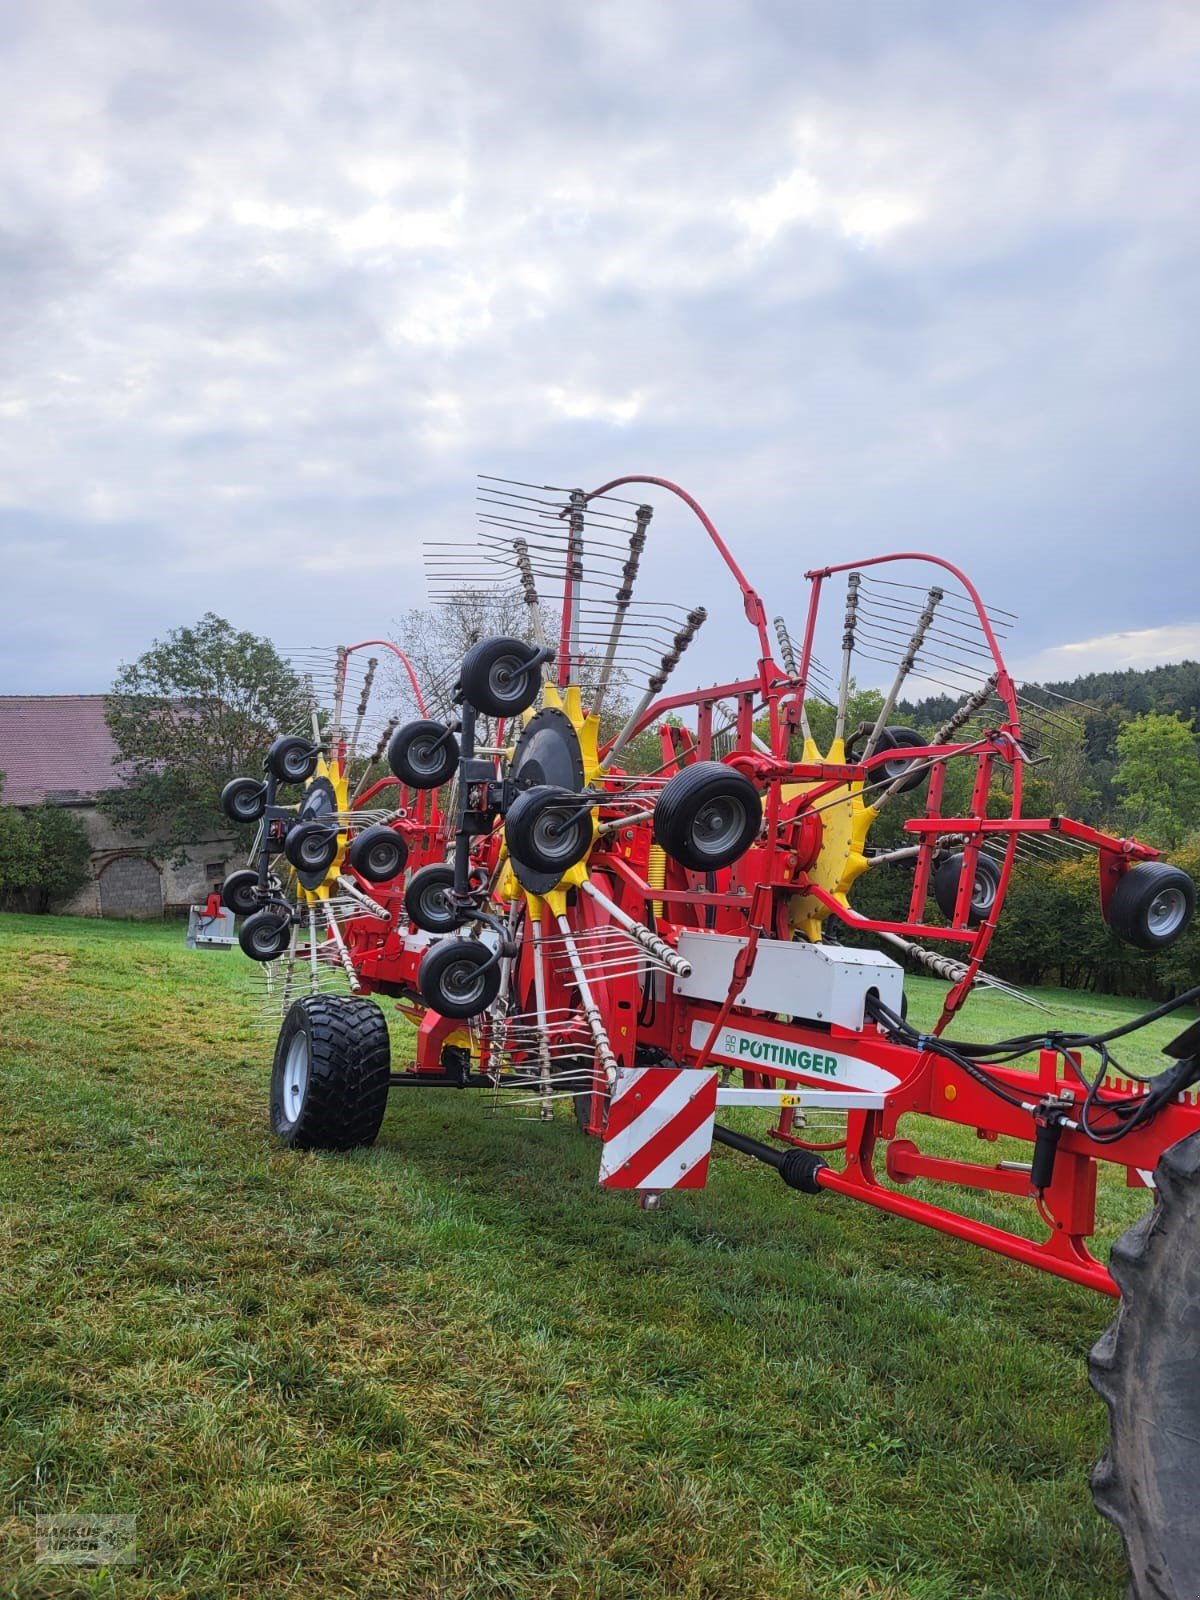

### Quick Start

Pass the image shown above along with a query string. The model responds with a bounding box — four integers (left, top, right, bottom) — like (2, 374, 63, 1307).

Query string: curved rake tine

(833, 572, 861, 749)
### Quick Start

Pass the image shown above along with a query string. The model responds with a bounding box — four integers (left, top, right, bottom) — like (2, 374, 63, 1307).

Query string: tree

(103, 614, 309, 852)
(0, 803, 92, 914)
(1114, 712, 1200, 848)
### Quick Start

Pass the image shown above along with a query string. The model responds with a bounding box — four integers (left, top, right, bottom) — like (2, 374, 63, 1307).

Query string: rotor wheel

(458, 636, 542, 718)
(238, 908, 292, 962)
(266, 735, 320, 785)
(347, 825, 408, 884)
(388, 720, 459, 790)
(220, 868, 261, 917)
(418, 938, 501, 1019)
(404, 864, 462, 933)
(1091, 1132, 1200, 1598)
(221, 776, 267, 824)
(505, 786, 593, 877)
(284, 820, 340, 876)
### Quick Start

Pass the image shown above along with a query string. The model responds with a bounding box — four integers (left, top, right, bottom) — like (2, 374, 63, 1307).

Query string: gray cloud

(0, 0, 1197, 694)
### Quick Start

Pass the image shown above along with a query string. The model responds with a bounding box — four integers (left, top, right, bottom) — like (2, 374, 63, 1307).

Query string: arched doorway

(98, 854, 163, 919)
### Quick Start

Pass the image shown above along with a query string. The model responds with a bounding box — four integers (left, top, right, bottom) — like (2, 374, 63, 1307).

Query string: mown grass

(0, 912, 1175, 1599)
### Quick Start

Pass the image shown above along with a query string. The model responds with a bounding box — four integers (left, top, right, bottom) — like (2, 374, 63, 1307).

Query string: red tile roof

(0, 696, 127, 806)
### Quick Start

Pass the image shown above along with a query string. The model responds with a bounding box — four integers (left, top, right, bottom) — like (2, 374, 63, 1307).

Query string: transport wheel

(284, 820, 340, 875)
(1106, 863, 1196, 952)
(932, 851, 1001, 925)
(869, 726, 928, 794)
(419, 938, 501, 1019)
(220, 868, 261, 916)
(347, 825, 409, 884)
(388, 719, 459, 789)
(221, 776, 267, 824)
(653, 761, 762, 871)
(1091, 1132, 1200, 1599)
(238, 908, 293, 962)
(270, 994, 391, 1150)
(265, 735, 320, 784)
(404, 864, 462, 933)
(458, 636, 542, 718)
(505, 786, 592, 876)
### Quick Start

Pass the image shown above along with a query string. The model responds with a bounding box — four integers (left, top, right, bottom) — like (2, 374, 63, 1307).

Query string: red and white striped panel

(598, 1067, 718, 1191)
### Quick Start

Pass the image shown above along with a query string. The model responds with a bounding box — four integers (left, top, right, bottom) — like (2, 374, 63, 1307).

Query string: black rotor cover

(506, 707, 586, 896)
(509, 707, 584, 794)
(294, 775, 339, 891)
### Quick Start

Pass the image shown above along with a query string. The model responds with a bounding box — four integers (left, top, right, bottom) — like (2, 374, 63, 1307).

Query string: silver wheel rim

(531, 805, 585, 864)
(412, 738, 442, 775)
(973, 868, 998, 913)
(444, 958, 486, 1007)
(282, 1031, 309, 1125)
(691, 795, 744, 857)
(489, 655, 527, 701)
(252, 918, 286, 957)
(1148, 887, 1187, 938)
(422, 884, 452, 926)
(367, 841, 399, 876)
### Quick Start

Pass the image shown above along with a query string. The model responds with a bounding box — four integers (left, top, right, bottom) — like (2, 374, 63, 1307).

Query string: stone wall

(58, 805, 243, 918)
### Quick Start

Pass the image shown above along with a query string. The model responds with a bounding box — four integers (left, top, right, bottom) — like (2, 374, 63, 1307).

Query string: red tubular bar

(344, 639, 427, 717)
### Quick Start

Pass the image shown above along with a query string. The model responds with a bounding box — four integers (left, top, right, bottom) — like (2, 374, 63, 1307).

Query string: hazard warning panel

(598, 1067, 718, 1191)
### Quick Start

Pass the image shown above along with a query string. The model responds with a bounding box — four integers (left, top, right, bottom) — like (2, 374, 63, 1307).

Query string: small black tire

(220, 868, 261, 917)
(505, 786, 593, 875)
(284, 820, 340, 875)
(238, 908, 293, 962)
(404, 864, 462, 933)
(653, 761, 762, 871)
(1106, 862, 1196, 952)
(932, 851, 1002, 925)
(221, 777, 268, 824)
(419, 938, 501, 1019)
(869, 726, 929, 794)
(458, 636, 542, 718)
(347, 825, 409, 884)
(266, 735, 320, 785)
(270, 995, 391, 1150)
(1091, 1132, 1200, 1599)
(388, 720, 459, 789)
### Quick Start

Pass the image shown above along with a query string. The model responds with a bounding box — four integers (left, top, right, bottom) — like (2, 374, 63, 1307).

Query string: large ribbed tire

(270, 995, 391, 1151)
(1090, 1132, 1200, 1598)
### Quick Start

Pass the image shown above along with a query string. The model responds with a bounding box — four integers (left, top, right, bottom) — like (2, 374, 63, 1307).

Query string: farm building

(0, 695, 238, 917)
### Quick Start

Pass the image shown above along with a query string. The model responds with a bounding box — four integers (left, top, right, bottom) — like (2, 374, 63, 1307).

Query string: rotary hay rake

(220, 475, 1200, 1597)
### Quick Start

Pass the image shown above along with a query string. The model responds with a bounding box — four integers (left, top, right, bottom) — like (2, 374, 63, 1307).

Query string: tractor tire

(404, 864, 462, 933)
(458, 636, 542, 718)
(388, 720, 459, 790)
(418, 938, 501, 1019)
(220, 868, 261, 917)
(505, 786, 593, 876)
(265, 735, 320, 785)
(221, 776, 268, 824)
(1106, 863, 1196, 952)
(1090, 1131, 1200, 1599)
(653, 761, 762, 871)
(347, 825, 409, 884)
(932, 850, 1001, 925)
(270, 995, 391, 1150)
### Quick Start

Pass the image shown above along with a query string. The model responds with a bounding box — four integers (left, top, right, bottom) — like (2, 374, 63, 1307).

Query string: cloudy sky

(1, 0, 1197, 698)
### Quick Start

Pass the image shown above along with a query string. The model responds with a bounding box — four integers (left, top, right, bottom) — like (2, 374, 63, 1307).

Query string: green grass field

(1, 913, 1184, 1599)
